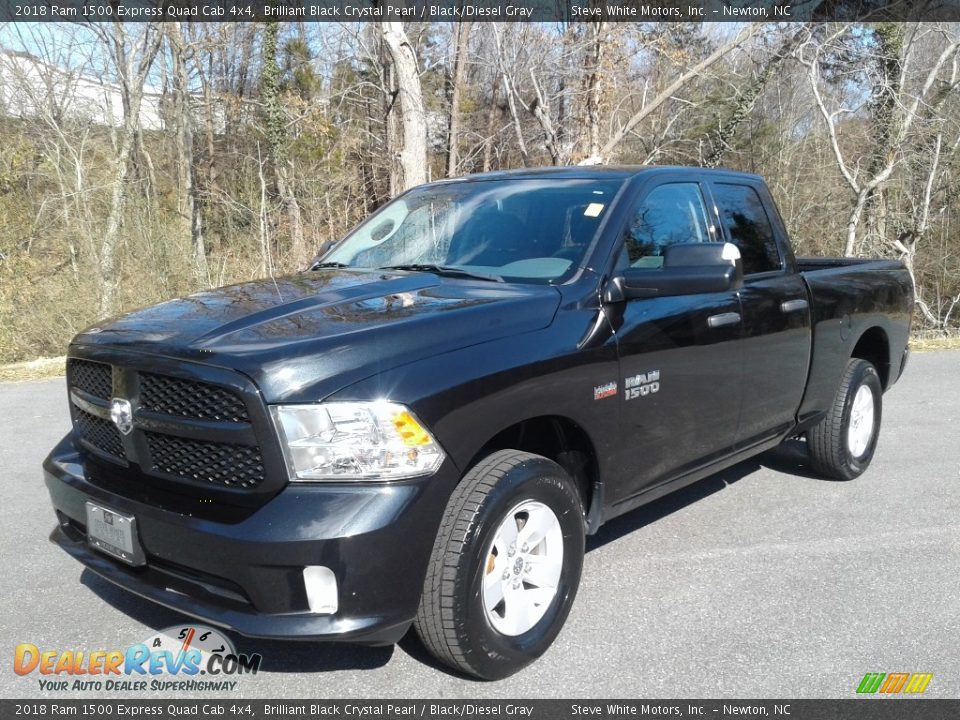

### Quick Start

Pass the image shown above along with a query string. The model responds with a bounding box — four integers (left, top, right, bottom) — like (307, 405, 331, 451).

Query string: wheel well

(469, 416, 599, 519)
(852, 327, 890, 388)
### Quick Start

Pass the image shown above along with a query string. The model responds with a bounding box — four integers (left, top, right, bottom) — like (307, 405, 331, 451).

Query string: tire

(415, 450, 585, 680)
(807, 358, 883, 481)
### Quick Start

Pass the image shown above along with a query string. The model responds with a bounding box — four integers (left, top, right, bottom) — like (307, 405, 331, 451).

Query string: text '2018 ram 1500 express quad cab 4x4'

(44, 166, 913, 679)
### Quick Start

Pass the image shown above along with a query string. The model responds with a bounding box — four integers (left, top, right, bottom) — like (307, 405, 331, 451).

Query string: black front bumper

(44, 435, 458, 645)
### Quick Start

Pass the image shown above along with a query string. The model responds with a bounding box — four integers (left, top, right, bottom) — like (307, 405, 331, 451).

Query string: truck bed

(794, 256, 913, 430)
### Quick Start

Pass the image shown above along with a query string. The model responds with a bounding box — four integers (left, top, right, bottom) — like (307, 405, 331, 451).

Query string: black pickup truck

(44, 166, 913, 679)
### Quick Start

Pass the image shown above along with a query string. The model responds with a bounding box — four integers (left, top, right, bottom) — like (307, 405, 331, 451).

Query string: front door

(607, 180, 743, 503)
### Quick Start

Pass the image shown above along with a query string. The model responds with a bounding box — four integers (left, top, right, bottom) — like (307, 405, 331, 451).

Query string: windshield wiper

(309, 261, 350, 270)
(379, 264, 503, 283)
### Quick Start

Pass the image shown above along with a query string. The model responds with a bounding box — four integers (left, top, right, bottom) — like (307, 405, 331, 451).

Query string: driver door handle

(781, 299, 809, 313)
(707, 312, 741, 328)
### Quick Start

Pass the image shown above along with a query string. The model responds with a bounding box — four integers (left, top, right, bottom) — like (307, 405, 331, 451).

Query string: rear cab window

(711, 182, 783, 275)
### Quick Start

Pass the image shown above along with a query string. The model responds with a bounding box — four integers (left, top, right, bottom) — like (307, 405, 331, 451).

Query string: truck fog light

(303, 566, 338, 614)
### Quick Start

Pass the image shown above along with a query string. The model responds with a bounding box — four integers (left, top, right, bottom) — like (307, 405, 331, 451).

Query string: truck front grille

(140, 373, 249, 423)
(146, 432, 265, 489)
(66, 358, 279, 503)
(67, 359, 112, 400)
(73, 407, 126, 460)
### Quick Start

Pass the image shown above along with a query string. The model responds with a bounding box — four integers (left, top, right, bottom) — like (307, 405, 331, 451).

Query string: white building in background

(0, 48, 163, 130)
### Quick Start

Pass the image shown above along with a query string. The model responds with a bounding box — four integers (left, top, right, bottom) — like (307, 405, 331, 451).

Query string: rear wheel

(807, 358, 883, 481)
(414, 450, 585, 680)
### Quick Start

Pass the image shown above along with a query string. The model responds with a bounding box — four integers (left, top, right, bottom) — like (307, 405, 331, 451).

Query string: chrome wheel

(482, 500, 564, 636)
(847, 384, 875, 458)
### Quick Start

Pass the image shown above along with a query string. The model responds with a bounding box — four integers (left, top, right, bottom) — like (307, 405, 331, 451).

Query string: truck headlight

(270, 402, 446, 481)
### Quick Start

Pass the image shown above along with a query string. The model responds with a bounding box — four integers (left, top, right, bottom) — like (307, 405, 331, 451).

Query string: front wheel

(414, 450, 585, 680)
(807, 358, 883, 481)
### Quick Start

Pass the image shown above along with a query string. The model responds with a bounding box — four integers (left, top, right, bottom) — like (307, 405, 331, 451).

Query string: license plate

(85, 502, 145, 566)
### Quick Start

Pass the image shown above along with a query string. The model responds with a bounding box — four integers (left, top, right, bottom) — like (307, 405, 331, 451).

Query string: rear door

(709, 180, 812, 446)
(609, 179, 743, 502)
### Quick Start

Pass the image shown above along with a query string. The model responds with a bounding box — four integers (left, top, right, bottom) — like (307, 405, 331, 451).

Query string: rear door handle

(781, 299, 809, 313)
(707, 312, 741, 328)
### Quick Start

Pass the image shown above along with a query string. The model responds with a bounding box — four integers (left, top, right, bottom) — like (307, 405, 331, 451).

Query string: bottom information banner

(3, 700, 960, 720)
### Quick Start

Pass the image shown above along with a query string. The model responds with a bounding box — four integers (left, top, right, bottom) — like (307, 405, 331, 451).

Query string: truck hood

(71, 268, 562, 402)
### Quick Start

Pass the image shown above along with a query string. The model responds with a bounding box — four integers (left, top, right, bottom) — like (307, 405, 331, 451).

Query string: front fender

(324, 319, 622, 492)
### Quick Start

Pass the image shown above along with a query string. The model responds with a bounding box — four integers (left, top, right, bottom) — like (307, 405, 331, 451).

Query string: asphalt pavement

(1, 351, 958, 699)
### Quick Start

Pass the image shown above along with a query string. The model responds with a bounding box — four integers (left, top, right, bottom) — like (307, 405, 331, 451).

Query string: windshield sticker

(584, 203, 605, 218)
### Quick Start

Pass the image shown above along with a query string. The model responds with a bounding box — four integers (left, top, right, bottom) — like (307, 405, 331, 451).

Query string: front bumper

(44, 434, 458, 644)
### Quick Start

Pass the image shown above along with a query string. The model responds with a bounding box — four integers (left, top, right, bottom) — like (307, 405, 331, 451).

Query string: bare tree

(5, 21, 960, 363)
(802, 24, 960, 259)
(703, 29, 802, 168)
(490, 24, 531, 167)
(260, 21, 306, 265)
(583, 17, 606, 160)
(446, 21, 472, 177)
(94, 22, 163, 316)
(381, 21, 427, 190)
(594, 24, 759, 164)
(166, 22, 208, 283)
(0, 27, 98, 271)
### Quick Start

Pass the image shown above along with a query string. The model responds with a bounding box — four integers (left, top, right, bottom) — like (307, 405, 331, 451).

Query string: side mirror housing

(605, 242, 743, 302)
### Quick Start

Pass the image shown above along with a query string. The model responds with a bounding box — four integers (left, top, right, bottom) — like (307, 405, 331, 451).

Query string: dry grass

(910, 336, 960, 352)
(0, 356, 65, 383)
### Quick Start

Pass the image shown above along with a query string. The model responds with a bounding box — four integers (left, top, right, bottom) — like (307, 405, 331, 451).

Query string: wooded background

(1, 20, 958, 363)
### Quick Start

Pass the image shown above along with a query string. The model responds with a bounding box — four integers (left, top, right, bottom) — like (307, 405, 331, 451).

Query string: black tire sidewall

(457, 458, 584, 679)
(839, 362, 883, 477)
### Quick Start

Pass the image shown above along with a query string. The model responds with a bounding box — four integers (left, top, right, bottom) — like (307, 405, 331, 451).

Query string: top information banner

(1, 0, 959, 22)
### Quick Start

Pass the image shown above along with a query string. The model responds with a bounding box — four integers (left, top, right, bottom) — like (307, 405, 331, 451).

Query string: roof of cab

(438, 165, 763, 183)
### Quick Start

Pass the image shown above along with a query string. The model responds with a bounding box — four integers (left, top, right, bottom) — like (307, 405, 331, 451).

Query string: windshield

(324, 178, 623, 283)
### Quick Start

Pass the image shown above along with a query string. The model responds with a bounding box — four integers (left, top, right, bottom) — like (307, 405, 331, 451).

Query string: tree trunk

(502, 73, 530, 167)
(482, 74, 500, 172)
(528, 69, 562, 165)
(256, 143, 272, 277)
(98, 22, 162, 318)
(167, 22, 208, 282)
(276, 169, 305, 266)
(584, 18, 605, 160)
(98, 132, 134, 317)
(845, 189, 871, 257)
(704, 31, 799, 168)
(381, 21, 428, 191)
(261, 21, 306, 265)
(446, 21, 472, 178)
(859, 23, 904, 256)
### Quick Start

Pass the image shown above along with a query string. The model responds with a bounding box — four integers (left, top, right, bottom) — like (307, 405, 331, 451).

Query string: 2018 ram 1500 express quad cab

(44, 167, 913, 679)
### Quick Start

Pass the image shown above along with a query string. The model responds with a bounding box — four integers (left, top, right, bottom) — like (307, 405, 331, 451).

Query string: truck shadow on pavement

(80, 440, 816, 679)
(586, 439, 819, 552)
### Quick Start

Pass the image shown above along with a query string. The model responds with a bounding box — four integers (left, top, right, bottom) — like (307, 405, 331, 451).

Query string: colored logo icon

(857, 672, 932, 694)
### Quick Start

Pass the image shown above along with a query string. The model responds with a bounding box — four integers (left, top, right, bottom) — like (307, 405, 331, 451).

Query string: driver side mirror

(604, 242, 743, 302)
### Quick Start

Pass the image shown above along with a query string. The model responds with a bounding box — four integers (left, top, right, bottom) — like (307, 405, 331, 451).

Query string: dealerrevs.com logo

(14, 625, 262, 692)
